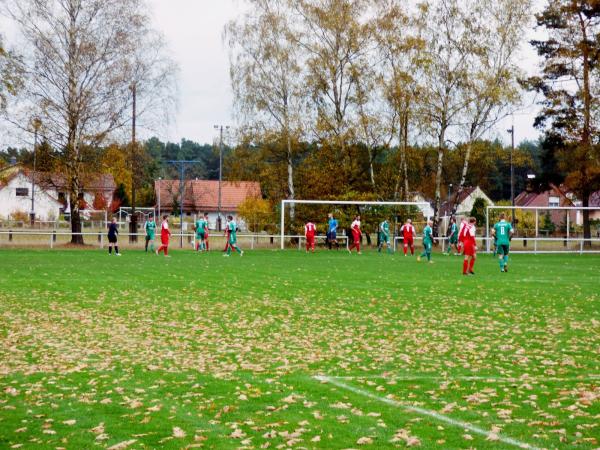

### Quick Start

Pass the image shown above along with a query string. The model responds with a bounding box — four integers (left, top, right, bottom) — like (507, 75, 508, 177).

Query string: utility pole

(166, 160, 202, 248)
(507, 125, 515, 226)
(214, 125, 229, 231)
(30, 118, 41, 226)
(130, 82, 138, 243)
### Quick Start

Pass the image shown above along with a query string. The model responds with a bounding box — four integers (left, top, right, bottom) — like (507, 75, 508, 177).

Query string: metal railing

(2, 230, 600, 254)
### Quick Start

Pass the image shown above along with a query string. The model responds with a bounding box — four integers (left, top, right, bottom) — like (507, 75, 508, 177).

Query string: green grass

(0, 248, 598, 449)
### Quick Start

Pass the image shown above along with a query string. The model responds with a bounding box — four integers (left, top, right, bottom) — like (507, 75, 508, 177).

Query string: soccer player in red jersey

(156, 215, 171, 257)
(462, 217, 477, 275)
(305, 221, 317, 253)
(457, 217, 467, 254)
(348, 215, 362, 254)
(400, 219, 416, 256)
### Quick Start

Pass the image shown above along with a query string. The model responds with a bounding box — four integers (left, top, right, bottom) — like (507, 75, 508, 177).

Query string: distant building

(437, 186, 494, 231)
(408, 192, 434, 219)
(0, 164, 115, 222)
(514, 183, 578, 227)
(155, 179, 261, 230)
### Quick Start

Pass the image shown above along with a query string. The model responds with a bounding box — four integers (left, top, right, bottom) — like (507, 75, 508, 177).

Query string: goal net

(486, 205, 600, 254)
(280, 199, 432, 250)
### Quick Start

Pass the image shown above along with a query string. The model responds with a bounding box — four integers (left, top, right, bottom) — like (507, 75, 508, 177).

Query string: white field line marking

(329, 374, 600, 383)
(315, 375, 540, 450)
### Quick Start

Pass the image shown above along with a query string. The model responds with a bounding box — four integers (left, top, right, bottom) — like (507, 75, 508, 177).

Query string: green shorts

(146, 234, 155, 241)
(196, 232, 205, 240)
(449, 235, 458, 245)
(423, 240, 432, 251)
(497, 244, 510, 256)
(379, 232, 390, 243)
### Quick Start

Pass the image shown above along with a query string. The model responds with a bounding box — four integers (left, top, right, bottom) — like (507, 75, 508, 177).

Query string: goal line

(280, 199, 431, 250)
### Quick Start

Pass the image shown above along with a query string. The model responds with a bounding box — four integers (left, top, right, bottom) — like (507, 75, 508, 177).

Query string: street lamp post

(157, 177, 162, 218)
(214, 125, 230, 231)
(507, 125, 515, 225)
(30, 118, 41, 226)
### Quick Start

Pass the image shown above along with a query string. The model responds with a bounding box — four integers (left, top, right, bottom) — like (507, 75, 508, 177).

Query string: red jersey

(463, 224, 476, 245)
(351, 220, 361, 236)
(401, 224, 415, 239)
(305, 222, 316, 237)
(161, 220, 170, 237)
(458, 220, 468, 242)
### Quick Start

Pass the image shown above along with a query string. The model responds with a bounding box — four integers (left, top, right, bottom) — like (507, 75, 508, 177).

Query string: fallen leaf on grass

(107, 439, 137, 450)
(173, 427, 186, 438)
(357, 436, 373, 445)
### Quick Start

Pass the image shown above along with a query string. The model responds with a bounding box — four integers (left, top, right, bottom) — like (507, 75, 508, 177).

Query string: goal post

(485, 205, 600, 254)
(280, 199, 432, 250)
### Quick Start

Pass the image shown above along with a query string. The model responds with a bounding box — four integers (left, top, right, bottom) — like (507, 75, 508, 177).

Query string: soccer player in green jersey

(491, 212, 514, 272)
(194, 214, 208, 251)
(417, 219, 434, 263)
(445, 216, 459, 255)
(224, 215, 244, 257)
(378, 219, 392, 254)
(144, 215, 157, 253)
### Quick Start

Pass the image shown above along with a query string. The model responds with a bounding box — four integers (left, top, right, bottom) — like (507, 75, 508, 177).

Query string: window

(549, 196, 560, 207)
(15, 187, 29, 197)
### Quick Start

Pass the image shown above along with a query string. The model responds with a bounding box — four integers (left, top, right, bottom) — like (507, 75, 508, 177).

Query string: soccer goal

(486, 205, 600, 254)
(280, 199, 432, 250)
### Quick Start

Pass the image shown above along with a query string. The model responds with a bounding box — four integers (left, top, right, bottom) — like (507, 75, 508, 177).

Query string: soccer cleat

(504, 266, 508, 273)
(240, 251, 244, 257)
(429, 260, 434, 264)
(416, 256, 421, 262)
(223, 254, 230, 257)
(155, 250, 159, 255)
(469, 271, 475, 275)
(116, 253, 122, 256)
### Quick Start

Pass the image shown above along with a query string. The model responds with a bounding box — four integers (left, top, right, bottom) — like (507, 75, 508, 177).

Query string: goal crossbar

(280, 199, 431, 249)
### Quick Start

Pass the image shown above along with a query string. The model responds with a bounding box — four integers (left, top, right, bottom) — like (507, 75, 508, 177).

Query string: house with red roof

(154, 179, 261, 230)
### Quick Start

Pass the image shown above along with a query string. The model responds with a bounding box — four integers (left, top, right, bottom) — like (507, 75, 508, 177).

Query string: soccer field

(0, 249, 598, 449)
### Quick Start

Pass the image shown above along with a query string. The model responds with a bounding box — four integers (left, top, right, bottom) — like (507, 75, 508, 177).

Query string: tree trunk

(286, 131, 295, 221)
(453, 140, 472, 215)
(69, 184, 84, 245)
(433, 130, 446, 236)
(402, 111, 409, 200)
(582, 190, 591, 247)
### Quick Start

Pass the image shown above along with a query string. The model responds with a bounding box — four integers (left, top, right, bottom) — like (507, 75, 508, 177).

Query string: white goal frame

(280, 199, 432, 250)
(485, 205, 600, 254)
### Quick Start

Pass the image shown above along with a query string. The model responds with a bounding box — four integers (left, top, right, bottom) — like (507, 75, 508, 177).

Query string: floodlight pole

(130, 82, 138, 243)
(167, 160, 202, 248)
(508, 125, 515, 226)
(214, 125, 229, 231)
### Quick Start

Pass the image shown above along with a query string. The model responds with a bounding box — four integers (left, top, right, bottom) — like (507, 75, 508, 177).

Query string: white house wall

(0, 174, 61, 221)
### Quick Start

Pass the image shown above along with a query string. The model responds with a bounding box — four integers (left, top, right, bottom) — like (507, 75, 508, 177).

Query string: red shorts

(464, 242, 476, 256)
(161, 235, 169, 245)
(403, 237, 413, 246)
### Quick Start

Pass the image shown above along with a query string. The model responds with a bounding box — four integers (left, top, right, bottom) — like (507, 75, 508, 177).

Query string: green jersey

(423, 225, 433, 244)
(228, 220, 237, 243)
(449, 222, 458, 238)
(195, 219, 206, 237)
(145, 220, 156, 237)
(379, 221, 390, 237)
(494, 220, 512, 246)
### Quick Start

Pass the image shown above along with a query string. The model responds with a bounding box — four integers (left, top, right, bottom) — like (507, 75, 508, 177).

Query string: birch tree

(3, 0, 176, 244)
(226, 0, 305, 219)
(375, 0, 424, 200)
(291, 0, 376, 182)
(418, 0, 478, 233)
(452, 0, 532, 214)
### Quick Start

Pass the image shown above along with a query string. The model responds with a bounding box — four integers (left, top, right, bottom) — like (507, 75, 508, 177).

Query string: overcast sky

(2, 0, 545, 149)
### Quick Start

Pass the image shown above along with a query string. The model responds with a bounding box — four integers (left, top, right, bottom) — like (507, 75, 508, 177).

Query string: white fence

(2, 230, 599, 254)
